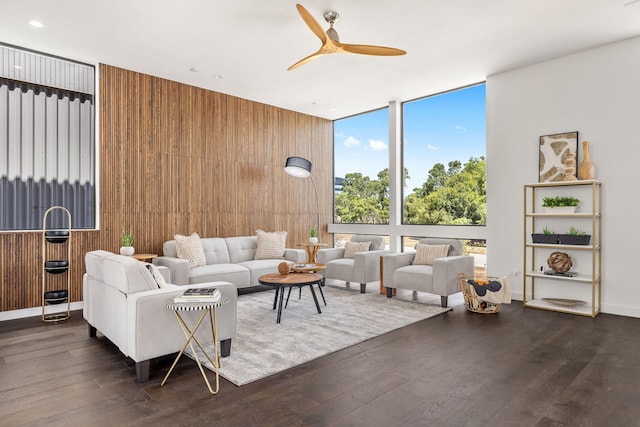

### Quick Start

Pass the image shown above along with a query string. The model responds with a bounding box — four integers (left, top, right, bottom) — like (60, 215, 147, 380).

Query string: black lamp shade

(284, 156, 312, 178)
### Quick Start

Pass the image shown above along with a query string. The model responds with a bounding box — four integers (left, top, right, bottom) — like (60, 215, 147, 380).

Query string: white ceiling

(1, 1, 640, 120)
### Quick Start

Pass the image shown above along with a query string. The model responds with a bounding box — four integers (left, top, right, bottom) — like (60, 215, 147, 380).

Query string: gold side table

(161, 297, 228, 394)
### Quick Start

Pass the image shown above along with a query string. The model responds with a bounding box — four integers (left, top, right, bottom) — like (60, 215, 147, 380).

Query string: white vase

(120, 246, 135, 256)
(309, 237, 318, 244)
(544, 206, 576, 214)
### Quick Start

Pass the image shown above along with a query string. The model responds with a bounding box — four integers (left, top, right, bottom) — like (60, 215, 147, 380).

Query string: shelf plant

(542, 196, 580, 213)
(531, 226, 558, 244)
(558, 226, 591, 245)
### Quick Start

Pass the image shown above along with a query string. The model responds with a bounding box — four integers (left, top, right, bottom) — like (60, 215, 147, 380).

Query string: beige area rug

(186, 285, 451, 386)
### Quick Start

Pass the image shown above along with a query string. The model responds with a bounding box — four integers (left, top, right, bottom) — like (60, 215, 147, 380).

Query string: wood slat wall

(0, 64, 333, 313)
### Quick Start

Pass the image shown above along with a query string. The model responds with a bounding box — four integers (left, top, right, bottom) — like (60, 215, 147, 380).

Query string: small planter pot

(558, 234, 591, 245)
(120, 246, 135, 256)
(544, 206, 577, 214)
(308, 237, 318, 244)
(532, 234, 559, 244)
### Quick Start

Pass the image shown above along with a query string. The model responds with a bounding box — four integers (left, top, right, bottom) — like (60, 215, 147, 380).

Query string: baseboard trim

(0, 301, 84, 321)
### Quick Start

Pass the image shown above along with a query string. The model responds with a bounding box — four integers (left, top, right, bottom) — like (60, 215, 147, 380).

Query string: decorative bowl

(44, 260, 69, 274)
(45, 229, 69, 243)
(44, 290, 68, 304)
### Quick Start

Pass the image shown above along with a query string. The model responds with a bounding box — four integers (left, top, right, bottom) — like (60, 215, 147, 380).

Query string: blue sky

(334, 83, 486, 194)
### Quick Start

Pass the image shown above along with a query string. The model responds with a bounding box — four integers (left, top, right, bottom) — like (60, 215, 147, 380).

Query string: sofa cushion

(344, 241, 371, 259)
(255, 230, 287, 260)
(413, 244, 450, 265)
(188, 263, 250, 287)
(145, 263, 167, 288)
(85, 250, 115, 282)
(175, 232, 206, 268)
(200, 238, 231, 265)
(103, 255, 158, 294)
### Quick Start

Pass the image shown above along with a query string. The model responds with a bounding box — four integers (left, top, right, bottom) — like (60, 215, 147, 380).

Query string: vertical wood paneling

(0, 64, 332, 312)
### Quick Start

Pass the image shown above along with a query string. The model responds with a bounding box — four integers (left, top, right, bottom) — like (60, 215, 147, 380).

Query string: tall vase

(578, 140, 595, 180)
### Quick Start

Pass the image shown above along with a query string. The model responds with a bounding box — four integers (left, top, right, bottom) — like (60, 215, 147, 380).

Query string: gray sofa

(153, 236, 306, 288)
(83, 250, 237, 382)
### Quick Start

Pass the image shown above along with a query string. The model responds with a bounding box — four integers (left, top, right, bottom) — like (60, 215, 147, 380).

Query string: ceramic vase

(578, 140, 595, 180)
(120, 246, 135, 256)
(309, 237, 318, 244)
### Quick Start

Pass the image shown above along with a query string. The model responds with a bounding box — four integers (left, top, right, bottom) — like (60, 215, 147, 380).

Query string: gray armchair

(316, 235, 390, 293)
(382, 238, 474, 307)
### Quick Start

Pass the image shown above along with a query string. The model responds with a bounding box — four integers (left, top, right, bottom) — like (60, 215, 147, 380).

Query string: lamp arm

(309, 174, 320, 237)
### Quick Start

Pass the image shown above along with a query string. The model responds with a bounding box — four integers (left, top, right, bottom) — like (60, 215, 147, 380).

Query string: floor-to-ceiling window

(331, 83, 486, 271)
(0, 44, 96, 231)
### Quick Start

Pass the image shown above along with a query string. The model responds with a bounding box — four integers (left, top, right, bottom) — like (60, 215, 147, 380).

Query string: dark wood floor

(2, 293, 640, 427)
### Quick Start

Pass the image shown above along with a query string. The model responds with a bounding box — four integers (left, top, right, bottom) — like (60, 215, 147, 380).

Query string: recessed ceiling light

(14, 65, 23, 70)
(213, 74, 224, 79)
(330, 107, 337, 111)
(29, 20, 43, 28)
(189, 67, 200, 72)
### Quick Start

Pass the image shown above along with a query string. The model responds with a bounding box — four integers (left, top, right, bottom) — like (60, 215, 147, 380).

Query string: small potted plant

(542, 196, 580, 213)
(120, 226, 135, 256)
(309, 226, 318, 244)
(531, 226, 558, 244)
(558, 226, 591, 246)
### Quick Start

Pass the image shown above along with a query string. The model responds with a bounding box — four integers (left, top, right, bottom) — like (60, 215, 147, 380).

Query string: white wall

(487, 36, 640, 317)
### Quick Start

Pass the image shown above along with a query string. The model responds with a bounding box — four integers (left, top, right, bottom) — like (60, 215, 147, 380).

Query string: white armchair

(316, 235, 390, 293)
(383, 238, 474, 307)
(83, 250, 237, 382)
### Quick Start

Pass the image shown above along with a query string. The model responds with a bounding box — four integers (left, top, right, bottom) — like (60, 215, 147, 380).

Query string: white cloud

(427, 144, 440, 150)
(335, 131, 346, 138)
(368, 139, 387, 151)
(344, 136, 360, 147)
(456, 125, 467, 132)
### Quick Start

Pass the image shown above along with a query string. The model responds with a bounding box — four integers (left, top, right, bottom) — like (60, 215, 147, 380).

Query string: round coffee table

(258, 273, 325, 323)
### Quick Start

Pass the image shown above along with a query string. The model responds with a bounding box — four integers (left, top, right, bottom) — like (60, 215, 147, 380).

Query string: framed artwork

(539, 131, 578, 182)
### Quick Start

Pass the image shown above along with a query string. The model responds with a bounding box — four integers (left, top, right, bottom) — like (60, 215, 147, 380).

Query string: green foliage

(121, 226, 134, 246)
(543, 196, 580, 207)
(334, 158, 486, 226)
(568, 226, 586, 236)
(542, 226, 555, 235)
(310, 227, 317, 237)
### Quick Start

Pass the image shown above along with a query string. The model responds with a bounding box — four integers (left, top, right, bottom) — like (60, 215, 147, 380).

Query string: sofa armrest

(153, 256, 190, 285)
(353, 250, 391, 283)
(126, 281, 237, 363)
(383, 253, 415, 286)
(284, 248, 307, 263)
(316, 247, 346, 264)
(431, 255, 475, 296)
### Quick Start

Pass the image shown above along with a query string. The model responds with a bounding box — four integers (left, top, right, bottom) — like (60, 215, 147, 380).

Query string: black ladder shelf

(42, 206, 72, 322)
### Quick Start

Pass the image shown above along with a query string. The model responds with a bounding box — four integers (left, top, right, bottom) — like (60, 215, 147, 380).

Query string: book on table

(173, 287, 221, 303)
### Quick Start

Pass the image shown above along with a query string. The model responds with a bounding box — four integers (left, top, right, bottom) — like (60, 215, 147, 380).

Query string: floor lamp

(284, 156, 320, 239)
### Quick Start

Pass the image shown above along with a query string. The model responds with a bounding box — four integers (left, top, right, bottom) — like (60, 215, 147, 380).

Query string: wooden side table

(379, 256, 396, 296)
(297, 243, 327, 264)
(133, 253, 158, 263)
(161, 297, 228, 394)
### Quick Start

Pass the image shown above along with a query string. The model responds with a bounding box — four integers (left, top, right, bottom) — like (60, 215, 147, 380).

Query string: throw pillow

(255, 229, 287, 260)
(174, 232, 206, 268)
(343, 241, 371, 259)
(413, 244, 450, 265)
(145, 264, 168, 288)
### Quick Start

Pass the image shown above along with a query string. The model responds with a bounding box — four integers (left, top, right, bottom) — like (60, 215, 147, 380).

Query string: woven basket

(458, 273, 501, 314)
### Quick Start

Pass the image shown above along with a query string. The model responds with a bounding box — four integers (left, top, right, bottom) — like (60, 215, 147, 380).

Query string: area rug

(186, 285, 451, 386)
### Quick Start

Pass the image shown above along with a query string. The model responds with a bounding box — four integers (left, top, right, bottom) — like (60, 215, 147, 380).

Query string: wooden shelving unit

(42, 206, 72, 322)
(523, 180, 602, 317)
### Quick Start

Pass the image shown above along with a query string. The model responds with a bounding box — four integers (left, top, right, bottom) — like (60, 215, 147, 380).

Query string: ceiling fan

(288, 3, 407, 71)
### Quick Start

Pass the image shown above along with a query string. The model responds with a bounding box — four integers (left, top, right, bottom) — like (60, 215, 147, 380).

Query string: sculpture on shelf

(578, 140, 595, 180)
(547, 251, 572, 274)
(562, 152, 577, 181)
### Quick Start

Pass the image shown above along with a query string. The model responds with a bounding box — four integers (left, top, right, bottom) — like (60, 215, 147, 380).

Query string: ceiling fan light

(326, 27, 340, 42)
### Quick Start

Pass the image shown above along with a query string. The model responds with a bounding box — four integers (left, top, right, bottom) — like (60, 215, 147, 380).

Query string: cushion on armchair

(413, 244, 450, 265)
(343, 241, 372, 258)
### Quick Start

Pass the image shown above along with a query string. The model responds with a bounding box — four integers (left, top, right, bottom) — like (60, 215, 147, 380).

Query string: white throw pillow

(174, 232, 206, 268)
(343, 241, 371, 259)
(255, 229, 287, 260)
(145, 264, 168, 288)
(413, 244, 450, 265)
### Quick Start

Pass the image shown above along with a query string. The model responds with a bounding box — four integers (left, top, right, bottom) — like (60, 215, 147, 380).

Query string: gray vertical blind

(0, 44, 95, 230)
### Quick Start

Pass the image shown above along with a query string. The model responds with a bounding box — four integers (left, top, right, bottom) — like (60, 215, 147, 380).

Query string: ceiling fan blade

(295, 4, 327, 45)
(288, 51, 323, 71)
(340, 44, 407, 56)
